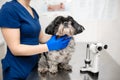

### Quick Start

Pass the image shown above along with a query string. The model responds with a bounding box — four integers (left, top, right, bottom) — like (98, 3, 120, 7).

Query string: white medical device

(80, 42, 108, 76)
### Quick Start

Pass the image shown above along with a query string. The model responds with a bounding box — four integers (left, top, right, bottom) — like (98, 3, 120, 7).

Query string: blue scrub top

(0, 0, 41, 78)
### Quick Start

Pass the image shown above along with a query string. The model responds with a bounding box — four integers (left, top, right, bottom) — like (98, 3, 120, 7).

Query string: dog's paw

(38, 67, 48, 74)
(63, 65, 72, 72)
(49, 68, 58, 74)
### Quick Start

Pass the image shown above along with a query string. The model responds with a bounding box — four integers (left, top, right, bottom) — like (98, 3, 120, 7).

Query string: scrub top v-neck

(0, 0, 41, 79)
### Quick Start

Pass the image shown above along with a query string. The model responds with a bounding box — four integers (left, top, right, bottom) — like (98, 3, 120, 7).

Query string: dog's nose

(64, 22, 68, 27)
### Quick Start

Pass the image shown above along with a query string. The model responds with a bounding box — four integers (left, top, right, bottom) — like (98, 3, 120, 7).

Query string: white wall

(70, 0, 120, 66)
(97, 19, 120, 66)
(0, 30, 4, 45)
(73, 0, 120, 66)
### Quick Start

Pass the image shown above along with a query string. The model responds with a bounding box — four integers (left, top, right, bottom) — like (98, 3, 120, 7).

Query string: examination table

(26, 43, 120, 80)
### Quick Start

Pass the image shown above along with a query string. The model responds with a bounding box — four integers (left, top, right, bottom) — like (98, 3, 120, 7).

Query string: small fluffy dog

(38, 16, 85, 73)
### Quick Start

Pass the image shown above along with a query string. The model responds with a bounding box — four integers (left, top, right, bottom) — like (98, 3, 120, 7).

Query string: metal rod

(86, 44, 90, 60)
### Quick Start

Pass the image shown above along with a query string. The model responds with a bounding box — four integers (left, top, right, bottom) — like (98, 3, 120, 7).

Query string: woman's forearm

(39, 31, 52, 43)
(10, 44, 48, 56)
(40, 35, 51, 43)
(1, 28, 49, 56)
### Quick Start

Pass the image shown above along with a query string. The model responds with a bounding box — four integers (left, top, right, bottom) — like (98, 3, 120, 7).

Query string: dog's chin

(56, 33, 73, 37)
(56, 30, 74, 37)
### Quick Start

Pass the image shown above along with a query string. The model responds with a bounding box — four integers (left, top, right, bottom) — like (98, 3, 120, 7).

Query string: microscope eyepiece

(97, 47, 102, 51)
(104, 45, 108, 49)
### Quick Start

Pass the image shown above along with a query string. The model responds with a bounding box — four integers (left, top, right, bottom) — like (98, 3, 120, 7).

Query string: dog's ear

(67, 16, 85, 35)
(45, 16, 64, 35)
(45, 21, 55, 35)
(73, 19, 85, 35)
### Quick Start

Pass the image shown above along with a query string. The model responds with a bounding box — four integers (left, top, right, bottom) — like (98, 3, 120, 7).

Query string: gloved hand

(46, 35, 71, 51)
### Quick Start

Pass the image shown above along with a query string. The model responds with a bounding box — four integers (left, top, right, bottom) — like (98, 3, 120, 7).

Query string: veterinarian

(0, 0, 71, 80)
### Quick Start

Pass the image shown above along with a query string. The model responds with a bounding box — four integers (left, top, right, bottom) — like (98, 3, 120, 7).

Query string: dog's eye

(71, 22, 74, 25)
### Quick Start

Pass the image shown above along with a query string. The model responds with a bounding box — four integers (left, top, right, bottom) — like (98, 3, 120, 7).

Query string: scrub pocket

(1, 59, 10, 79)
(1, 59, 10, 72)
(1, 59, 25, 80)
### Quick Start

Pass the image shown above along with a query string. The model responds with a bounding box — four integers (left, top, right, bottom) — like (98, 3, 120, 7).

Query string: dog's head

(45, 16, 85, 37)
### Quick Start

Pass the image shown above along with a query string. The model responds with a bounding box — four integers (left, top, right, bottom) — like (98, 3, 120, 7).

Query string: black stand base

(80, 70, 99, 79)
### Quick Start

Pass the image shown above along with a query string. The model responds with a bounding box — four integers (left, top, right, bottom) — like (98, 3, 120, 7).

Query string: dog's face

(45, 16, 85, 37)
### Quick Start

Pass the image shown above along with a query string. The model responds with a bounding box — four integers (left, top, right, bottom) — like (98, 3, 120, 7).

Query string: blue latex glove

(47, 35, 71, 51)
